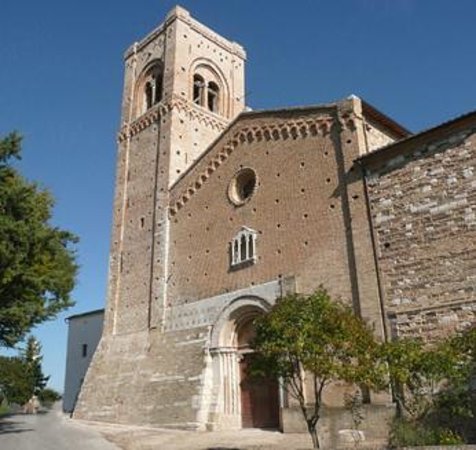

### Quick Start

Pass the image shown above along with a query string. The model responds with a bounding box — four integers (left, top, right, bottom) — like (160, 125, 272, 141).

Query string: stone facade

(361, 115, 476, 341)
(74, 5, 475, 438)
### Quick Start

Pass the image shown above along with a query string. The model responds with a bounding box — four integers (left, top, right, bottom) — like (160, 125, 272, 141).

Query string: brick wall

(169, 108, 354, 306)
(76, 6, 247, 426)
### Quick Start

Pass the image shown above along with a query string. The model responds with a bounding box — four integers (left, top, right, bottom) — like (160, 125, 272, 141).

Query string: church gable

(361, 100, 410, 153)
(169, 106, 337, 215)
(167, 105, 362, 305)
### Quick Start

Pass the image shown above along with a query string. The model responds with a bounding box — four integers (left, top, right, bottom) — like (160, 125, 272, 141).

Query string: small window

(230, 227, 257, 268)
(154, 74, 163, 103)
(207, 81, 219, 112)
(193, 74, 205, 106)
(82, 344, 88, 358)
(144, 73, 163, 110)
(140, 63, 163, 115)
(240, 235, 247, 260)
(145, 82, 153, 110)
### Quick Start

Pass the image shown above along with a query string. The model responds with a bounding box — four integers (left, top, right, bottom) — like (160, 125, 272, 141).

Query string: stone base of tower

(74, 281, 287, 430)
(73, 327, 210, 429)
(73, 319, 394, 448)
(73, 280, 395, 444)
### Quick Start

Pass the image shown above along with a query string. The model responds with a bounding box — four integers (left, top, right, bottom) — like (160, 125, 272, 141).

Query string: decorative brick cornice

(178, 97, 229, 132)
(337, 111, 358, 132)
(117, 106, 161, 142)
(117, 95, 229, 142)
(169, 116, 335, 216)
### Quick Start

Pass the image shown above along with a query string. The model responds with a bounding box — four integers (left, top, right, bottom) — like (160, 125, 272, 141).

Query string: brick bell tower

(74, 7, 246, 423)
(105, 6, 246, 336)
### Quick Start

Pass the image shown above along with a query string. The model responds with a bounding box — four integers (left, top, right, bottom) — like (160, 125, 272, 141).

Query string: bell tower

(103, 6, 246, 336)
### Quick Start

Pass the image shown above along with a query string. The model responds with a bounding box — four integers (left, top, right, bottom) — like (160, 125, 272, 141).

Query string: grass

(0, 402, 10, 417)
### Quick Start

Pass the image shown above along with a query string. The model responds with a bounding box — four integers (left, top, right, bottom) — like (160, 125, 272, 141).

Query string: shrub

(0, 399, 9, 416)
(389, 417, 464, 448)
(38, 388, 62, 407)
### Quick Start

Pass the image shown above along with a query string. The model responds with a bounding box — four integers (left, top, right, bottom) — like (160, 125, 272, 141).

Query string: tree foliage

(0, 355, 33, 405)
(251, 288, 476, 447)
(385, 328, 475, 420)
(37, 387, 61, 405)
(252, 289, 386, 448)
(385, 327, 476, 445)
(23, 335, 49, 394)
(0, 132, 78, 347)
(383, 336, 469, 420)
(0, 335, 52, 407)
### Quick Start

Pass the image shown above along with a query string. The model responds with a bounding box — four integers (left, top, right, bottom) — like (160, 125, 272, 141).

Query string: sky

(0, 0, 475, 392)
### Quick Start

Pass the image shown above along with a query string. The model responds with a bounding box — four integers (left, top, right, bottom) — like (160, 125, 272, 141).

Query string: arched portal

(236, 318, 280, 429)
(209, 297, 280, 430)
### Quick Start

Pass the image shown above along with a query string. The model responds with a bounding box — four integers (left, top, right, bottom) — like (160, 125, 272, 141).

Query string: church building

(74, 6, 476, 436)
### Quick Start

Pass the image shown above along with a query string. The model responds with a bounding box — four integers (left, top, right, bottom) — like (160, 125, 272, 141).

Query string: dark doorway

(239, 353, 280, 429)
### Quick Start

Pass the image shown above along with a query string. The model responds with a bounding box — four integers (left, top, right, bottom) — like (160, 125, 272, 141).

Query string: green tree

(252, 289, 386, 448)
(446, 326, 476, 436)
(37, 387, 62, 406)
(0, 132, 78, 347)
(0, 335, 54, 407)
(383, 335, 471, 421)
(0, 355, 32, 405)
(384, 327, 476, 446)
(23, 335, 49, 394)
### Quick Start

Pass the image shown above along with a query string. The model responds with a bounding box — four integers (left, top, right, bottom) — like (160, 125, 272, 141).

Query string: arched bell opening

(189, 60, 230, 118)
(134, 60, 164, 118)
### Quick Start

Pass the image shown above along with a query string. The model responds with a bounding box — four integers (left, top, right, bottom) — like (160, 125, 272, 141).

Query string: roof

(238, 98, 410, 141)
(169, 102, 341, 192)
(361, 99, 411, 139)
(66, 309, 105, 322)
(170, 96, 409, 193)
(358, 109, 476, 169)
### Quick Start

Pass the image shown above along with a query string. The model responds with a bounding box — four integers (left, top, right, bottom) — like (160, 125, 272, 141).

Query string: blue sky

(1, 0, 475, 392)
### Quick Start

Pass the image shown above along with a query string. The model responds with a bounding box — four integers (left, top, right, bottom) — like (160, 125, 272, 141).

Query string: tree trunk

(308, 423, 320, 448)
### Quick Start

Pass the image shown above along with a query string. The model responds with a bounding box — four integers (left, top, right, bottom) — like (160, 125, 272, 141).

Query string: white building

(63, 309, 104, 413)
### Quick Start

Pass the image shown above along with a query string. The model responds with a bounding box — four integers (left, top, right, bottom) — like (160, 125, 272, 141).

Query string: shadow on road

(0, 428, 34, 434)
(207, 448, 241, 450)
(0, 418, 33, 435)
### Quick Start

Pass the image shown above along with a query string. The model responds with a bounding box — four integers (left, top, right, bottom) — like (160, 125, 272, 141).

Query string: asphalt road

(0, 405, 119, 450)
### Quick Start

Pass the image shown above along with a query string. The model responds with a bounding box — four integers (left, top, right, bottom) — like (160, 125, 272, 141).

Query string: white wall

(63, 311, 104, 413)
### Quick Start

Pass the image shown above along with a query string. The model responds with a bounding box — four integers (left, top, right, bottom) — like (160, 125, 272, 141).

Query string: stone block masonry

(364, 122, 476, 340)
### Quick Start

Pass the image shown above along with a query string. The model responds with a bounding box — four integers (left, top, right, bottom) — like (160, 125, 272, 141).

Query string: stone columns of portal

(214, 347, 240, 416)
